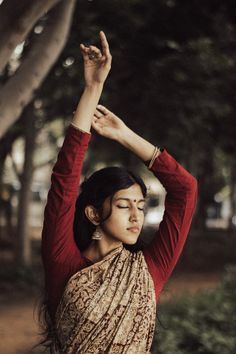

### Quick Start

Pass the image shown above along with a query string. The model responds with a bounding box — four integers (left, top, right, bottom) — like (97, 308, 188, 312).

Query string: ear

(84, 205, 100, 225)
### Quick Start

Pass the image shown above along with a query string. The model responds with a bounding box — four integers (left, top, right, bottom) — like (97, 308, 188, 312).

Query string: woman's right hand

(80, 31, 112, 87)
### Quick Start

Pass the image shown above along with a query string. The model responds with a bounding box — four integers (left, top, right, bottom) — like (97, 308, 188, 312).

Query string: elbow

(185, 175, 198, 195)
(191, 176, 198, 191)
(186, 176, 198, 210)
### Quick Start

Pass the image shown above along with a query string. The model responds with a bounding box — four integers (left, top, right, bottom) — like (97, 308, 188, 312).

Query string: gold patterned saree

(53, 245, 156, 353)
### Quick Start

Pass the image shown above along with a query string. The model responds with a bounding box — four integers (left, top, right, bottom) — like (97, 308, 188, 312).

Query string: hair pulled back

(73, 166, 147, 252)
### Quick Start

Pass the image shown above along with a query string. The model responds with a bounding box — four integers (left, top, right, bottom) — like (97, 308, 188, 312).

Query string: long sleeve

(41, 125, 92, 317)
(143, 149, 198, 299)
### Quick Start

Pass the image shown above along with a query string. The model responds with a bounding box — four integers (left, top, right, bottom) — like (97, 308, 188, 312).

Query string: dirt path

(0, 298, 42, 354)
(0, 272, 224, 354)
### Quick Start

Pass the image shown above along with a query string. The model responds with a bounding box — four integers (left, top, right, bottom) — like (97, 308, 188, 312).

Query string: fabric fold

(53, 246, 156, 354)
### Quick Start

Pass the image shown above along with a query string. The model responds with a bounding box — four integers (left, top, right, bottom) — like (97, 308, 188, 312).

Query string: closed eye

(117, 206, 145, 211)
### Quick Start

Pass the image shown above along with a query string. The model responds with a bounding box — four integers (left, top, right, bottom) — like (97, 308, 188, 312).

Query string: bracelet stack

(148, 146, 161, 169)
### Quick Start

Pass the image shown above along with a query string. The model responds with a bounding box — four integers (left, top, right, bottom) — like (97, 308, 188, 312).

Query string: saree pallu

(53, 245, 156, 353)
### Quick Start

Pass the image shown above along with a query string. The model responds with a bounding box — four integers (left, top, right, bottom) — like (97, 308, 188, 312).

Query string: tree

(0, 0, 77, 266)
(0, 0, 76, 138)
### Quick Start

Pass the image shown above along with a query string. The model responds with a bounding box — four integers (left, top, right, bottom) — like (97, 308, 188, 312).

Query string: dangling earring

(92, 226, 102, 240)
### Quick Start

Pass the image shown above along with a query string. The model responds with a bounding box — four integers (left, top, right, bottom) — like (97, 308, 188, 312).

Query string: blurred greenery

(151, 265, 236, 354)
(1, 0, 236, 263)
(36, 0, 236, 228)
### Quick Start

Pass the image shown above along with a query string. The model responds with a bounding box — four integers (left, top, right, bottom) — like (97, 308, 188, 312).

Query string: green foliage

(33, 0, 236, 226)
(151, 265, 236, 354)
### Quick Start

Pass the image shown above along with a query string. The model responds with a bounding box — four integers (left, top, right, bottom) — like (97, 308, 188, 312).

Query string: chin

(122, 238, 138, 245)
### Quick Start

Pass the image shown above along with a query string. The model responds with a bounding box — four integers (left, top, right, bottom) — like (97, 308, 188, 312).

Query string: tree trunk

(0, 127, 24, 242)
(228, 161, 236, 229)
(15, 106, 37, 267)
(0, 0, 61, 73)
(0, 0, 76, 139)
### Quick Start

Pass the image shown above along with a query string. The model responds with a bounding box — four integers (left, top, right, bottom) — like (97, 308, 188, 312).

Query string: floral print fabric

(53, 245, 156, 353)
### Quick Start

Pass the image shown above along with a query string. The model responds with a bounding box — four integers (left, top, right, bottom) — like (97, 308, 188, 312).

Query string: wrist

(117, 125, 157, 163)
(84, 82, 104, 92)
(116, 125, 133, 146)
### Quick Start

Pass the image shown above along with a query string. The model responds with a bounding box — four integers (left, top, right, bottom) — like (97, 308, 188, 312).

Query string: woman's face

(100, 183, 146, 244)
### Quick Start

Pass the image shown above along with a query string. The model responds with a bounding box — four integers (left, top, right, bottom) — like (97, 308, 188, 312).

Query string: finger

(80, 43, 90, 59)
(89, 45, 102, 56)
(99, 31, 111, 58)
(94, 109, 104, 118)
(80, 43, 90, 52)
(97, 104, 110, 115)
(92, 118, 102, 133)
(87, 46, 103, 61)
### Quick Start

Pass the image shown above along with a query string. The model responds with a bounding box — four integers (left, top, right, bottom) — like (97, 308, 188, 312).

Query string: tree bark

(0, 131, 21, 242)
(0, 0, 76, 139)
(228, 161, 236, 229)
(15, 106, 37, 266)
(0, 0, 62, 73)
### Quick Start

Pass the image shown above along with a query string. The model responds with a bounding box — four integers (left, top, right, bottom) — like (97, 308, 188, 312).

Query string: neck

(83, 236, 122, 263)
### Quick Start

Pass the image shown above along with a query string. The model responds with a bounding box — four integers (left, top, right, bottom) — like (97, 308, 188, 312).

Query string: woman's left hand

(80, 31, 112, 87)
(92, 105, 127, 141)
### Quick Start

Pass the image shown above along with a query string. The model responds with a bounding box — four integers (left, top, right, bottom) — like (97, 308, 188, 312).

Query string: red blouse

(41, 125, 198, 319)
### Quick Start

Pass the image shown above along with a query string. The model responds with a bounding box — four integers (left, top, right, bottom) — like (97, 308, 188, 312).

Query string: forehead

(114, 184, 144, 200)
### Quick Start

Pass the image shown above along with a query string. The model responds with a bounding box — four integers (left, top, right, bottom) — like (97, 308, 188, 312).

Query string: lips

(127, 227, 140, 233)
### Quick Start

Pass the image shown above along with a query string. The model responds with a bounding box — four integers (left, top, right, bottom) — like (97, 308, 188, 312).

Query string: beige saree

(53, 245, 156, 353)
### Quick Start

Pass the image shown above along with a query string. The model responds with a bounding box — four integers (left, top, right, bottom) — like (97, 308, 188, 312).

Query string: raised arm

(42, 32, 112, 317)
(42, 31, 112, 267)
(91, 106, 197, 296)
(117, 125, 198, 290)
(142, 151, 197, 287)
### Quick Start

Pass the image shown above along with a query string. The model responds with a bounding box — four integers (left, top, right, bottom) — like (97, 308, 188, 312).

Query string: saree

(53, 245, 156, 353)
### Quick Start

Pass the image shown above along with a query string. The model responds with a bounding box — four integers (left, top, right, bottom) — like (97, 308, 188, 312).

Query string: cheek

(140, 214, 145, 224)
(102, 209, 129, 231)
(108, 210, 127, 226)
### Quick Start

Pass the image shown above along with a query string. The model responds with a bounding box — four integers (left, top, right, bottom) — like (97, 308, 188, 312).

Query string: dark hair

(73, 166, 147, 252)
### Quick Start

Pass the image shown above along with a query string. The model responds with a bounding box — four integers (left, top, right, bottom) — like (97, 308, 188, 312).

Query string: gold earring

(92, 226, 102, 240)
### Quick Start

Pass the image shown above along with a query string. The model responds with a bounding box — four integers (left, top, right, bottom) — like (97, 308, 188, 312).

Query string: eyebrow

(115, 198, 146, 203)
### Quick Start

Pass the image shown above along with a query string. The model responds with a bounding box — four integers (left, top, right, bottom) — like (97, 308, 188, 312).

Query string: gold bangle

(148, 146, 160, 169)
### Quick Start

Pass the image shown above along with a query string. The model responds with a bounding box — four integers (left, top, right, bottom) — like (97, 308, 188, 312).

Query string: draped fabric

(53, 245, 156, 353)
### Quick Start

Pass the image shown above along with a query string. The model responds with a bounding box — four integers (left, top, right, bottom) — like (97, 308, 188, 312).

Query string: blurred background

(0, 0, 235, 353)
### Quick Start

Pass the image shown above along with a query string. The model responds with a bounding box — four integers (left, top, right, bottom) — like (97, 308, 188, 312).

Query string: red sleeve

(143, 149, 198, 298)
(41, 125, 92, 317)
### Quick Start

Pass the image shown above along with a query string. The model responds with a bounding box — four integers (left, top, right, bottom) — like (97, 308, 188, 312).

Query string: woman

(41, 31, 198, 353)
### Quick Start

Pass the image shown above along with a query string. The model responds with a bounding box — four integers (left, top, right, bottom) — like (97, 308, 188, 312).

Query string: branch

(0, 0, 62, 72)
(10, 152, 21, 181)
(33, 157, 56, 172)
(0, 0, 76, 139)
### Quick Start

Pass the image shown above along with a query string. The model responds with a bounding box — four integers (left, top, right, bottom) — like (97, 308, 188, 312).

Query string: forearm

(118, 125, 161, 163)
(71, 83, 104, 133)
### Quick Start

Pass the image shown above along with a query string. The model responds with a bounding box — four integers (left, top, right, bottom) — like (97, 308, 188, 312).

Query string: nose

(129, 205, 139, 222)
